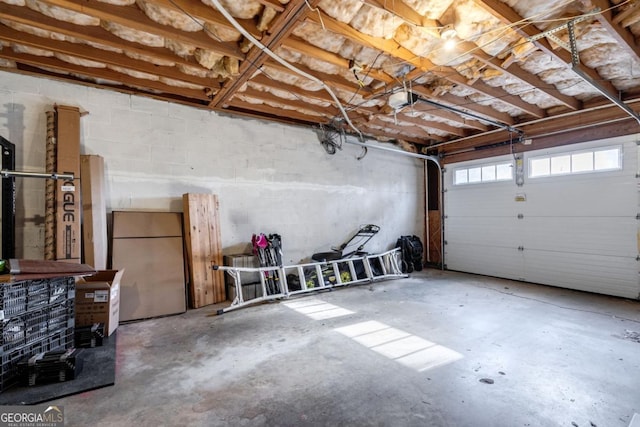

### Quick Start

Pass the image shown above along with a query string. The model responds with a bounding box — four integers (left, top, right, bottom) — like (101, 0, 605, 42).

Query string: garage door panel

(446, 185, 519, 217)
(523, 176, 636, 217)
(523, 250, 638, 299)
(443, 137, 639, 299)
(522, 217, 637, 257)
(446, 217, 519, 247)
(446, 244, 524, 281)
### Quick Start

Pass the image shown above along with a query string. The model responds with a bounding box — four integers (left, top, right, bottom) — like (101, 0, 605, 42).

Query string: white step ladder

(213, 248, 407, 314)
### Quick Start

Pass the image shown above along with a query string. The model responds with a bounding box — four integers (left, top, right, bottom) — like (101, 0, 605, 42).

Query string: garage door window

(529, 146, 622, 178)
(454, 162, 513, 185)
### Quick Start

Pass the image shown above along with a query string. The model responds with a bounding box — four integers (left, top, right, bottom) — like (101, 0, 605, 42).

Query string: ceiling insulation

(0, 0, 639, 161)
(102, 21, 165, 47)
(138, 1, 203, 32)
(25, 0, 98, 26)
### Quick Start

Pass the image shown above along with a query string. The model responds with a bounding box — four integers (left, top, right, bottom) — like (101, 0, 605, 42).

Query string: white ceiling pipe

(344, 137, 440, 165)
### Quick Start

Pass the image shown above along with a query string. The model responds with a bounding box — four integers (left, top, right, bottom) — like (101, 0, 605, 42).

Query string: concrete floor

(56, 269, 640, 427)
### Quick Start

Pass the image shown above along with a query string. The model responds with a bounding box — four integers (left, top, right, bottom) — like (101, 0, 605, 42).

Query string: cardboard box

(223, 254, 260, 289)
(223, 254, 262, 302)
(75, 270, 123, 336)
(226, 281, 263, 302)
(55, 105, 81, 263)
(80, 155, 107, 270)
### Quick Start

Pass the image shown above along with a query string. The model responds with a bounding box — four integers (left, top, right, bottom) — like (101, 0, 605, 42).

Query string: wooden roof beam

(249, 73, 335, 102)
(441, 117, 640, 164)
(307, 11, 545, 119)
(143, 0, 262, 37)
(458, 41, 581, 111)
(0, 25, 216, 89)
(360, 116, 443, 141)
(261, 59, 369, 99)
(473, 0, 620, 97)
(226, 98, 330, 123)
(250, 72, 484, 135)
(282, 36, 396, 84)
(351, 121, 431, 145)
(38, 0, 242, 59)
(613, 1, 640, 26)
(389, 111, 469, 137)
(210, 0, 321, 108)
(588, 0, 640, 63)
(253, 0, 286, 13)
(0, 3, 217, 73)
(0, 50, 211, 101)
(361, 0, 439, 32)
(235, 86, 341, 117)
(437, 97, 640, 154)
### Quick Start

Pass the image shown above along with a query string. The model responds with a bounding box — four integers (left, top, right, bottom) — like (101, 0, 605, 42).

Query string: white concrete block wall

(0, 72, 425, 263)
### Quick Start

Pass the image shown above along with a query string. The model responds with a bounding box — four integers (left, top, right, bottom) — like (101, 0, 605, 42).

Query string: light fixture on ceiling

(388, 88, 421, 111)
(440, 24, 457, 50)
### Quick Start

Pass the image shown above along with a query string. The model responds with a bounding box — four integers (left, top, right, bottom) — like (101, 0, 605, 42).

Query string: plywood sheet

(111, 211, 186, 321)
(427, 211, 442, 265)
(182, 193, 225, 308)
(113, 237, 186, 321)
(112, 211, 182, 238)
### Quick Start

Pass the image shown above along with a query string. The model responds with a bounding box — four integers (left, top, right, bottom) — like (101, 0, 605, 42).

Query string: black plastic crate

(1, 300, 75, 354)
(0, 327, 74, 392)
(75, 323, 104, 348)
(0, 277, 75, 320)
(17, 348, 82, 386)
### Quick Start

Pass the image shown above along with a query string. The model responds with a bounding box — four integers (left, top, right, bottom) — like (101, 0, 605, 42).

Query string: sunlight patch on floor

(283, 298, 355, 320)
(335, 321, 463, 372)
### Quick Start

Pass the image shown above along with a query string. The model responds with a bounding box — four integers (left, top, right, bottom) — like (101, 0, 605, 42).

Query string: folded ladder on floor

(213, 247, 407, 314)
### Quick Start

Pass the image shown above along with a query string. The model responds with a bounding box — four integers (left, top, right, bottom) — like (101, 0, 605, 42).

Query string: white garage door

(444, 135, 639, 299)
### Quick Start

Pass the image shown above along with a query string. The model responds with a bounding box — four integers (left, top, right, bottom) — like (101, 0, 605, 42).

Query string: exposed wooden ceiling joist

(210, 0, 321, 108)
(361, 0, 440, 31)
(238, 86, 340, 117)
(0, 0, 638, 160)
(0, 49, 211, 101)
(438, 97, 640, 155)
(306, 11, 544, 121)
(588, 0, 640, 62)
(38, 0, 242, 59)
(459, 41, 581, 111)
(442, 115, 640, 163)
(227, 98, 329, 124)
(143, 0, 262, 37)
(0, 3, 210, 72)
(358, 116, 440, 141)
(473, 0, 620, 97)
(0, 24, 215, 89)
(262, 59, 369, 98)
(282, 36, 395, 84)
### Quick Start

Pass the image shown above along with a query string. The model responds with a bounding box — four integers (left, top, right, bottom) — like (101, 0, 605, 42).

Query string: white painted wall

(0, 72, 425, 263)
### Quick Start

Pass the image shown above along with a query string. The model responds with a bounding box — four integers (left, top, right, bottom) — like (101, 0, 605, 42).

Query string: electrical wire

(167, 0, 223, 43)
(171, 0, 632, 141)
(166, 0, 364, 141)
(208, 0, 364, 141)
(388, 0, 632, 88)
(304, 0, 325, 30)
